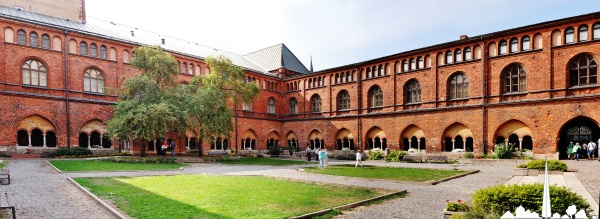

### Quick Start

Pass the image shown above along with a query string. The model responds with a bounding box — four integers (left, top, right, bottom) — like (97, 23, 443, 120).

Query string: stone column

(43, 134, 47, 147)
(463, 140, 466, 150)
(452, 140, 456, 151)
(519, 139, 523, 151)
(417, 139, 421, 151)
(187, 137, 190, 149)
(87, 135, 91, 148)
(100, 135, 103, 148)
(28, 133, 32, 146)
(408, 139, 412, 149)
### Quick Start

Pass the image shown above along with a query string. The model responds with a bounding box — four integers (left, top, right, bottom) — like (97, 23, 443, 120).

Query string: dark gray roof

(244, 44, 310, 74)
(0, 5, 306, 77)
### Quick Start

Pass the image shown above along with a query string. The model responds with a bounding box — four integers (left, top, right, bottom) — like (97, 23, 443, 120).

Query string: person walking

(306, 146, 311, 161)
(588, 140, 596, 160)
(573, 142, 581, 161)
(567, 142, 574, 160)
(318, 148, 326, 169)
(170, 140, 176, 158)
(355, 150, 363, 168)
(160, 140, 168, 157)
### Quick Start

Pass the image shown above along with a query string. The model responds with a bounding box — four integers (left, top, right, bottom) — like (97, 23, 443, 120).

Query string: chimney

(460, 35, 468, 40)
(161, 39, 165, 45)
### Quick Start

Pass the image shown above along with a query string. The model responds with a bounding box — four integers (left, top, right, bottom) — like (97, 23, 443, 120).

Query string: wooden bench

(0, 169, 9, 185)
(0, 192, 15, 219)
(403, 155, 422, 162)
(426, 155, 449, 163)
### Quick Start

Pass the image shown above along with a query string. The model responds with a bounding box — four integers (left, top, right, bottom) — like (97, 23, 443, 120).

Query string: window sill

(83, 91, 106, 96)
(569, 84, 600, 89)
(501, 91, 528, 96)
(404, 102, 422, 106)
(21, 84, 48, 89)
(447, 97, 469, 101)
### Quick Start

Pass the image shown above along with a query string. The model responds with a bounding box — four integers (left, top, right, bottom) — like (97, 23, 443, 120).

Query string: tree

(185, 55, 260, 156)
(106, 45, 184, 157)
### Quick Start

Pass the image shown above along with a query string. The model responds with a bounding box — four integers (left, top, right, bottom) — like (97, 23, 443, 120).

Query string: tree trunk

(198, 137, 203, 157)
(141, 138, 147, 157)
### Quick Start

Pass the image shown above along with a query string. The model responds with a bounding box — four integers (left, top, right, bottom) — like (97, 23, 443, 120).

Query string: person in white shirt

(588, 140, 596, 160)
(355, 150, 363, 168)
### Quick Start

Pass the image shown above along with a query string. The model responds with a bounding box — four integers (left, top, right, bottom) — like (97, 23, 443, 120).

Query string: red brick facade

(2, 8, 600, 159)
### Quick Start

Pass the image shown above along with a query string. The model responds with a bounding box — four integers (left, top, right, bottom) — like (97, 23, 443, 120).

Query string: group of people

(567, 139, 598, 161)
(305, 147, 363, 168)
(159, 140, 176, 157)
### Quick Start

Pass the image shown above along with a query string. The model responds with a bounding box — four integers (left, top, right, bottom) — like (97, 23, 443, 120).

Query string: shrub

(463, 153, 474, 159)
(492, 142, 514, 159)
(445, 199, 470, 212)
(215, 156, 240, 162)
(518, 160, 567, 171)
(448, 214, 463, 219)
(267, 145, 281, 156)
(54, 147, 93, 156)
(367, 150, 385, 160)
(385, 150, 407, 162)
(471, 183, 590, 216)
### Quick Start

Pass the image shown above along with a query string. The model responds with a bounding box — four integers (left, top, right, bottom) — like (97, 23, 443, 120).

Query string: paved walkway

(2, 158, 599, 219)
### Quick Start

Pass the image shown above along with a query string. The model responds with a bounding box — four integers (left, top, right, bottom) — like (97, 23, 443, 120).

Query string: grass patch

(305, 164, 466, 182)
(218, 157, 312, 165)
(0, 162, 5, 170)
(75, 175, 387, 219)
(50, 159, 187, 172)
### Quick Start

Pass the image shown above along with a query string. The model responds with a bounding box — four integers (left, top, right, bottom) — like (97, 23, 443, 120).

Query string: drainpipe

(481, 36, 487, 154)
(355, 64, 361, 151)
(63, 30, 71, 148)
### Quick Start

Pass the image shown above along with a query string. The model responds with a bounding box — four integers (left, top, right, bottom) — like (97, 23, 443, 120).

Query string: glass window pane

(40, 71, 47, 87)
(22, 69, 30, 85)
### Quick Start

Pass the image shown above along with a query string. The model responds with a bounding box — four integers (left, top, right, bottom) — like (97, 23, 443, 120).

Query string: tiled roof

(244, 43, 310, 74)
(0, 5, 310, 77)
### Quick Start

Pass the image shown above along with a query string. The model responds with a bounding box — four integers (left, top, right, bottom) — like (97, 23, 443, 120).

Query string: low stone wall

(471, 159, 531, 166)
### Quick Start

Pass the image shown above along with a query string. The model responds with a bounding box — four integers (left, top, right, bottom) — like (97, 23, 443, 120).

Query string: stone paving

(1, 157, 599, 219)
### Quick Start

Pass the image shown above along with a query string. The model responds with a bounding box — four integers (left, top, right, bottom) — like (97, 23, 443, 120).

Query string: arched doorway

(558, 117, 600, 159)
(401, 125, 425, 151)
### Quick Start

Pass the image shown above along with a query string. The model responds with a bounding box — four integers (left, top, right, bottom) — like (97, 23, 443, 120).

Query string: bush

(517, 160, 568, 171)
(385, 150, 407, 162)
(492, 142, 514, 159)
(471, 183, 590, 216)
(367, 150, 385, 160)
(267, 145, 281, 156)
(54, 147, 93, 156)
(445, 200, 470, 212)
(463, 153, 474, 159)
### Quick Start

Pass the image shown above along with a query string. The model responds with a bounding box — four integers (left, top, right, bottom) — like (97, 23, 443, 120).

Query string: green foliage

(463, 153, 474, 159)
(493, 142, 514, 159)
(471, 183, 590, 216)
(313, 208, 342, 219)
(448, 213, 463, 219)
(367, 150, 385, 160)
(267, 144, 281, 155)
(517, 160, 568, 171)
(54, 147, 93, 156)
(445, 200, 470, 212)
(460, 209, 498, 219)
(385, 150, 408, 162)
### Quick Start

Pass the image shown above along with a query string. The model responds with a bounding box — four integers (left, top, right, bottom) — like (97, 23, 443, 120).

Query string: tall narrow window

(79, 42, 87, 56)
(406, 80, 421, 103)
(378, 65, 384, 76)
(267, 98, 276, 114)
(289, 98, 297, 115)
(369, 86, 383, 108)
(410, 58, 416, 70)
(499, 40, 507, 54)
(100, 46, 107, 59)
(41, 34, 50, 49)
(402, 60, 408, 72)
(454, 49, 462, 63)
(243, 102, 253, 111)
(312, 95, 322, 113)
(464, 47, 472, 61)
(579, 25, 588, 42)
(510, 38, 518, 53)
(17, 30, 26, 45)
(338, 90, 350, 110)
(90, 44, 97, 58)
(182, 63, 187, 73)
(417, 57, 424, 69)
(594, 23, 600, 39)
(83, 69, 104, 93)
(22, 60, 47, 87)
(29, 32, 38, 47)
(449, 73, 468, 99)
(565, 28, 574, 44)
(346, 72, 351, 82)
(569, 55, 598, 87)
(521, 36, 530, 51)
(445, 51, 453, 64)
(503, 64, 527, 93)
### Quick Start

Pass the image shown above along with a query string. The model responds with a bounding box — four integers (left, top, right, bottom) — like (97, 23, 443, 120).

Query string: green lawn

(75, 175, 388, 219)
(50, 160, 187, 172)
(218, 157, 312, 165)
(305, 164, 467, 182)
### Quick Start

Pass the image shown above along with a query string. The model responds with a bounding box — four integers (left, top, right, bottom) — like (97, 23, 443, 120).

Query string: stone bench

(0, 192, 15, 219)
(426, 155, 448, 163)
(0, 169, 10, 185)
(403, 155, 422, 162)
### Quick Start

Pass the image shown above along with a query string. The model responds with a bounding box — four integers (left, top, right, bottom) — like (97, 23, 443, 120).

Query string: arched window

(312, 95, 322, 113)
(267, 98, 276, 114)
(243, 102, 252, 111)
(369, 86, 383, 108)
(454, 49, 462, 62)
(335, 74, 340, 84)
(405, 80, 421, 103)
(189, 64, 194, 75)
(346, 72, 351, 82)
(182, 62, 187, 73)
(464, 47, 472, 61)
(365, 68, 371, 78)
(338, 90, 350, 110)
(521, 36, 530, 51)
(79, 41, 87, 56)
(499, 40, 507, 55)
(100, 46, 107, 59)
(449, 73, 468, 99)
(569, 55, 598, 87)
(371, 66, 376, 77)
(445, 51, 453, 64)
(17, 30, 26, 45)
(417, 57, 424, 69)
(503, 64, 527, 93)
(378, 65, 384, 76)
(510, 38, 518, 53)
(22, 59, 47, 87)
(402, 60, 408, 72)
(410, 58, 416, 70)
(594, 23, 600, 40)
(289, 98, 297, 115)
(565, 27, 574, 44)
(41, 34, 50, 49)
(90, 44, 97, 58)
(29, 32, 38, 47)
(579, 25, 588, 42)
(83, 69, 104, 93)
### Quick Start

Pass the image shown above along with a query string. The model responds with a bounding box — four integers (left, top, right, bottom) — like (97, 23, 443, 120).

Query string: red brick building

(1, 1, 599, 159)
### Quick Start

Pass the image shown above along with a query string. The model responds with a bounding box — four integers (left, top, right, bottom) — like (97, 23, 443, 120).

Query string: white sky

(86, 0, 600, 71)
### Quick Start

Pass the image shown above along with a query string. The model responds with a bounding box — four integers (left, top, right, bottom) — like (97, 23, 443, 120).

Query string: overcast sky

(86, 0, 599, 71)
